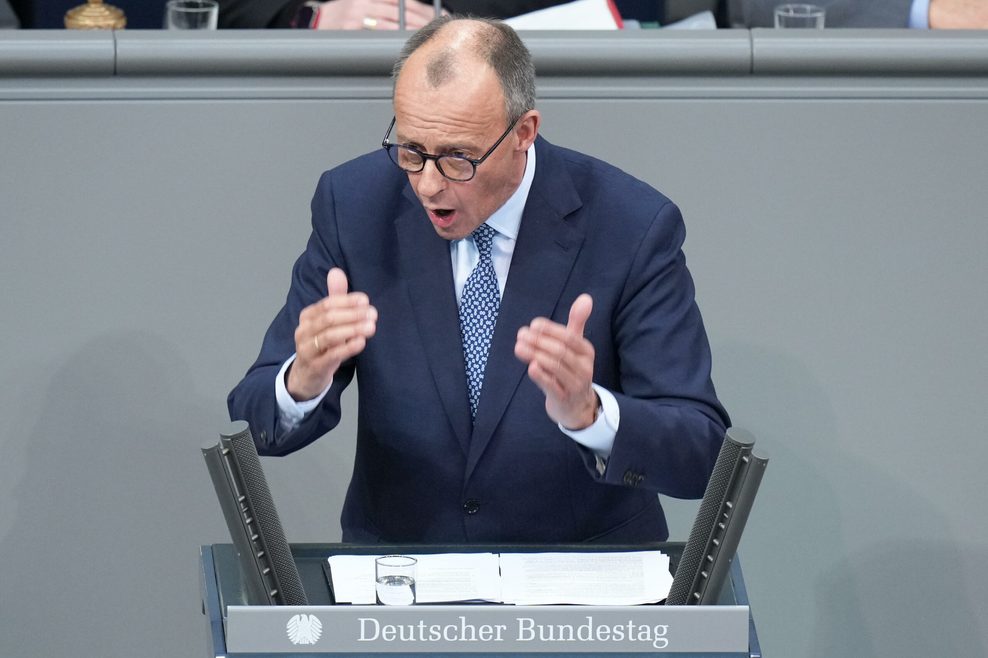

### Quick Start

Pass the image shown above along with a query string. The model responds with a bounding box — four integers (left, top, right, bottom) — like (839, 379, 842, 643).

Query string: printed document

(327, 551, 671, 605)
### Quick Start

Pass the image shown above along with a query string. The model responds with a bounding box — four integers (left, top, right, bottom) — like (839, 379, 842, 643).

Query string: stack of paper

(327, 551, 671, 606)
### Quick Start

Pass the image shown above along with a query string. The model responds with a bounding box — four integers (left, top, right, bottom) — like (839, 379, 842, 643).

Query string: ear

(513, 110, 541, 152)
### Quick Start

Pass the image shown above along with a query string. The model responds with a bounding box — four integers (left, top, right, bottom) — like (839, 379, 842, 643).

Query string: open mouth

(427, 207, 457, 228)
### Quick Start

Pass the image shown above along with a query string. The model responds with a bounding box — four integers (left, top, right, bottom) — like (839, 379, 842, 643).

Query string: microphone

(665, 427, 769, 605)
(202, 421, 308, 605)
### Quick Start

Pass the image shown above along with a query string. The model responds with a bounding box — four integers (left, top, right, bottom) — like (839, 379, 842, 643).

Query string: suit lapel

(394, 186, 473, 455)
(466, 139, 586, 479)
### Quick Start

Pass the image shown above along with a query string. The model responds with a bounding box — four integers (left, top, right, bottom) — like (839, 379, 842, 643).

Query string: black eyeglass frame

(381, 116, 520, 183)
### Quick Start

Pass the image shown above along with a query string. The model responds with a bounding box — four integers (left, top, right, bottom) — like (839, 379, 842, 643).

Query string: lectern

(199, 542, 762, 657)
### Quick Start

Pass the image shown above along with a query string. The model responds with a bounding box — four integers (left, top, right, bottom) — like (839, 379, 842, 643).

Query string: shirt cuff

(559, 383, 620, 458)
(275, 354, 332, 433)
(909, 0, 930, 28)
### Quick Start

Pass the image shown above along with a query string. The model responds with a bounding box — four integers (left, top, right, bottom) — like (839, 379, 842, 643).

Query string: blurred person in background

(216, 0, 576, 29)
(725, 0, 988, 28)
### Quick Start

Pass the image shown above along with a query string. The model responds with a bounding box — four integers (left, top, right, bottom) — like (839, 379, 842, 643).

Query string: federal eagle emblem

(286, 613, 323, 645)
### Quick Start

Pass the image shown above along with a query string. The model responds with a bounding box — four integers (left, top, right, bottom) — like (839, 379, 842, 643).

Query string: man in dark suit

(228, 16, 729, 544)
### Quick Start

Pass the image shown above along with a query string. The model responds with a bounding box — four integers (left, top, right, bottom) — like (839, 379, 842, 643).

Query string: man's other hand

(287, 267, 377, 401)
(515, 294, 598, 430)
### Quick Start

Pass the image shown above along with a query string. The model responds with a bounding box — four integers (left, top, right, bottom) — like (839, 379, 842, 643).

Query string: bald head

(422, 45, 457, 88)
(392, 16, 536, 124)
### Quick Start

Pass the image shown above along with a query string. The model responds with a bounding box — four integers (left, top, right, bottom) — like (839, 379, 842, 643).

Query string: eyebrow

(395, 129, 481, 155)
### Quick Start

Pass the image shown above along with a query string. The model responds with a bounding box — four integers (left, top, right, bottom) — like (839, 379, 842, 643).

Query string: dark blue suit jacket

(228, 136, 729, 544)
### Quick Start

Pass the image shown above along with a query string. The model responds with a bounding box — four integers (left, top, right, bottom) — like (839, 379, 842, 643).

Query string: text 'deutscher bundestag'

(225, 604, 750, 653)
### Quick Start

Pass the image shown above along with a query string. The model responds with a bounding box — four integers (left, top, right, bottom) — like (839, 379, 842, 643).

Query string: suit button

(463, 499, 481, 515)
(259, 430, 268, 442)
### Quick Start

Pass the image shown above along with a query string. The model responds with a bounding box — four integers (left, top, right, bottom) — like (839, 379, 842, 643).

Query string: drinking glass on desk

(375, 555, 417, 605)
(774, 3, 825, 28)
(164, 0, 218, 29)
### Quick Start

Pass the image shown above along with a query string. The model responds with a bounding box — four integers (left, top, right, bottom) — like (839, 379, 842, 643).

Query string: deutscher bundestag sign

(225, 605, 750, 653)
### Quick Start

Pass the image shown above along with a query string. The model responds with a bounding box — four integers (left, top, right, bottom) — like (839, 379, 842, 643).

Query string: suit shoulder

(552, 141, 670, 199)
(317, 149, 396, 186)
(540, 139, 677, 227)
(311, 149, 409, 212)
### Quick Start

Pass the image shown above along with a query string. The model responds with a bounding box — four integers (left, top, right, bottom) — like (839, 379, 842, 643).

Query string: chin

(428, 221, 458, 239)
(430, 217, 477, 241)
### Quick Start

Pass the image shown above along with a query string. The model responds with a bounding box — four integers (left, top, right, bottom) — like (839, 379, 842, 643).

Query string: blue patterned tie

(459, 224, 500, 420)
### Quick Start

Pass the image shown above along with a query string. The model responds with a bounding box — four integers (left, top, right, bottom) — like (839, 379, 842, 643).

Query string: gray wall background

(1, 29, 987, 657)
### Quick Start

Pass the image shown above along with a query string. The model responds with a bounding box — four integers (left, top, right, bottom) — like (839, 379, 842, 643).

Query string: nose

(412, 158, 447, 199)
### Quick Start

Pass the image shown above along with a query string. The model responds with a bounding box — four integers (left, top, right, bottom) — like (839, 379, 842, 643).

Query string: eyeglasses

(381, 116, 519, 183)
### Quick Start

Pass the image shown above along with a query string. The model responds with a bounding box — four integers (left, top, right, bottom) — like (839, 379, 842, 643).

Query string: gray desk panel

(751, 28, 988, 75)
(0, 30, 115, 76)
(4, 30, 988, 80)
(115, 31, 402, 76)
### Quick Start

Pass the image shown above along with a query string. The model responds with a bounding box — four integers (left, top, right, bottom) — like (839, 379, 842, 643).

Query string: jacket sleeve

(585, 200, 729, 499)
(227, 171, 356, 455)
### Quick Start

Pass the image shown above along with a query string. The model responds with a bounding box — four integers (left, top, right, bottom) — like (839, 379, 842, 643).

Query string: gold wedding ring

(313, 335, 321, 353)
(362, 16, 378, 29)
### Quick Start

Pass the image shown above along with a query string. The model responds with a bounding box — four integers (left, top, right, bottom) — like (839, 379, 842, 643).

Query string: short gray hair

(392, 16, 536, 124)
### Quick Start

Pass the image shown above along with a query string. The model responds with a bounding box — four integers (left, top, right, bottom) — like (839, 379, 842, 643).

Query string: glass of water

(774, 4, 825, 28)
(164, 0, 219, 29)
(375, 555, 417, 605)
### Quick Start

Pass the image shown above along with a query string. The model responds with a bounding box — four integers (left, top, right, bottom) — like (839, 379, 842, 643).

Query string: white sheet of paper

(328, 550, 671, 605)
(326, 554, 376, 604)
(498, 551, 672, 605)
(415, 553, 502, 603)
(663, 10, 717, 29)
(504, 0, 621, 30)
(327, 553, 502, 605)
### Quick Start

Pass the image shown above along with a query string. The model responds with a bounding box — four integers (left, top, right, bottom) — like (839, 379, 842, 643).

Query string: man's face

(393, 54, 536, 241)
